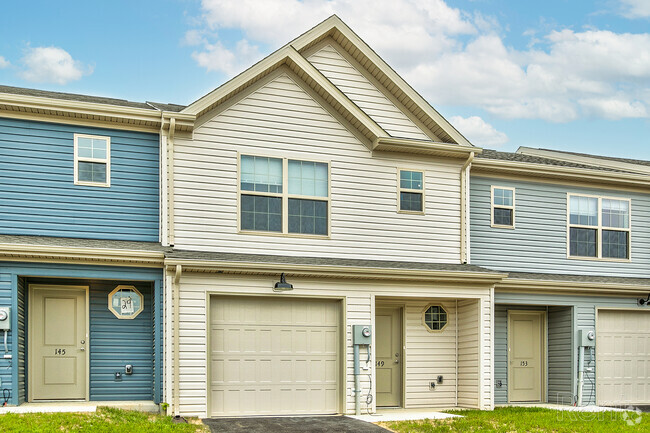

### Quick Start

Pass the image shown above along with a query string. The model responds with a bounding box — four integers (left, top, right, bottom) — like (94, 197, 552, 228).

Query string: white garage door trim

(596, 308, 650, 406)
(207, 295, 342, 417)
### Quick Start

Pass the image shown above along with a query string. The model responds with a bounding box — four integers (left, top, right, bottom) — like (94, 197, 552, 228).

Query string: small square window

(491, 186, 515, 228)
(74, 134, 110, 187)
(398, 170, 424, 213)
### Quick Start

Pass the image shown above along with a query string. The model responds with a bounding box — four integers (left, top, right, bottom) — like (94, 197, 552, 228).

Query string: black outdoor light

(273, 273, 293, 292)
(638, 293, 650, 306)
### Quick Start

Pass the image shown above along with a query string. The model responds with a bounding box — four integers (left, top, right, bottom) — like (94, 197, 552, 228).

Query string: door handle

(80, 347, 85, 351)
(394, 359, 399, 364)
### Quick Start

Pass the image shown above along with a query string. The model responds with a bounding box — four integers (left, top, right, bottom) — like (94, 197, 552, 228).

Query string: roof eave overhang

(472, 159, 650, 189)
(497, 278, 650, 295)
(0, 244, 165, 268)
(0, 93, 195, 132)
(164, 258, 506, 283)
(373, 137, 482, 158)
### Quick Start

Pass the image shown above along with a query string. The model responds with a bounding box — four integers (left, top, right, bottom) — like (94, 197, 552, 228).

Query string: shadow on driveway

(202, 416, 389, 433)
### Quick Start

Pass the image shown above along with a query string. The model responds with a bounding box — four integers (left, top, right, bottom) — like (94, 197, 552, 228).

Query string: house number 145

(54, 349, 66, 355)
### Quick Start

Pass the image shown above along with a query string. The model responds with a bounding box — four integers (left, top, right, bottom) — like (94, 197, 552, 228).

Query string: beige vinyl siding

(404, 300, 457, 408)
(174, 272, 491, 417)
(307, 44, 430, 141)
(457, 299, 480, 408)
(173, 71, 462, 262)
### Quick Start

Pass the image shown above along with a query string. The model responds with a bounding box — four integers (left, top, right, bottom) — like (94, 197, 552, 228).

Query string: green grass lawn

(0, 407, 209, 433)
(380, 407, 650, 433)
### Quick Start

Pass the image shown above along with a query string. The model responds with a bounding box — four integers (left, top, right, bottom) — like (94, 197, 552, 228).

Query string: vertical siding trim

(10, 272, 18, 405)
(153, 278, 162, 404)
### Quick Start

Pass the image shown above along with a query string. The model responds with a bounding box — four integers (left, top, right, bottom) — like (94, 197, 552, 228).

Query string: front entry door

(30, 286, 87, 401)
(508, 311, 544, 403)
(376, 307, 402, 407)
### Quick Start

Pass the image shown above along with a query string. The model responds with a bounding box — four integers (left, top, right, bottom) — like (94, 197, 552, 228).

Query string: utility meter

(353, 325, 372, 345)
(0, 307, 10, 330)
(579, 329, 595, 347)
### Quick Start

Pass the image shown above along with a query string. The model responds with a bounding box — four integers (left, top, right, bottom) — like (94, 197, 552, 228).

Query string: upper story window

(568, 194, 631, 260)
(398, 169, 424, 213)
(74, 134, 110, 187)
(240, 155, 329, 236)
(491, 186, 515, 228)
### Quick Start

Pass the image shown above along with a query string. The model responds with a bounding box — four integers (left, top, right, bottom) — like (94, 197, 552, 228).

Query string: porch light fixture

(638, 293, 650, 306)
(273, 273, 293, 292)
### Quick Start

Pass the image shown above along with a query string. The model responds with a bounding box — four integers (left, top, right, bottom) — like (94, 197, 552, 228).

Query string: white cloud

(0, 56, 9, 69)
(186, 0, 650, 122)
(20, 47, 92, 85)
(449, 115, 508, 147)
(619, 0, 650, 18)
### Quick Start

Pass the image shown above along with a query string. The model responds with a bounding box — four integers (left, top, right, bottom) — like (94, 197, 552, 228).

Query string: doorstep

(0, 400, 158, 414)
(348, 407, 462, 423)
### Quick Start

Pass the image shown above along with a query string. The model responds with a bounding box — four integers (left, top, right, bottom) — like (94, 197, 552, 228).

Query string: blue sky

(1, 0, 649, 159)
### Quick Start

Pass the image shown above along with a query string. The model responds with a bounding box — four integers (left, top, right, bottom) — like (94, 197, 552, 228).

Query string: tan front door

(508, 311, 544, 403)
(376, 307, 402, 407)
(29, 286, 87, 401)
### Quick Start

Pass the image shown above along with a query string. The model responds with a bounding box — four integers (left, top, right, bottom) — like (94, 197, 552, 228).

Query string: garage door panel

(209, 296, 340, 416)
(597, 310, 650, 406)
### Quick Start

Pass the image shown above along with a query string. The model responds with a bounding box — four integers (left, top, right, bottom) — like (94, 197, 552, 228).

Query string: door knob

(80, 347, 85, 351)
(81, 340, 85, 344)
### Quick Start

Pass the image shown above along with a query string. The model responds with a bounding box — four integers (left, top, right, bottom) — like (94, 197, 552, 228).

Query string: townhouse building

(162, 16, 502, 418)
(0, 87, 191, 406)
(470, 148, 650, 408)
(0, 14, 648, 419)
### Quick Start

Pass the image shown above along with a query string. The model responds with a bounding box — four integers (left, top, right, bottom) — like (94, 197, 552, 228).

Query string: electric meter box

(578, 329, 596, 347)
(353, 325, 372, 345)
(0, 307, 10, 330)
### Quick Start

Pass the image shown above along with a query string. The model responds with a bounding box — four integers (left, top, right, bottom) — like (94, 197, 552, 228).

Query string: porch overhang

(496, 272, 650, 295)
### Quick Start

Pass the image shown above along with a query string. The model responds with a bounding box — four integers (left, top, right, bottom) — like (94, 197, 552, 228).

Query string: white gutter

(460, 152, 475, 264)
(167, 117, 176, 246)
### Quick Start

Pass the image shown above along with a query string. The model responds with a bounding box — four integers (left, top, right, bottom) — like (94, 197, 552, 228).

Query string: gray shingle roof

(476, 149, 634, 174)
(0, 85, 185, 112)
(524, 148, 650, 167)
(168, 249, 501, 273)
(506, 271, 650, 287)
(0, 234, 168, 252)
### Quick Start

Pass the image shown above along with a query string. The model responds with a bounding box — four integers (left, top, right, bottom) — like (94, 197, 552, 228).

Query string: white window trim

(566, 193, 632, 262)
(74, 133, 111, 187)
(397, 168, 425, 215)
(491, 186, 515, 229)
(237, 152, 331, 238)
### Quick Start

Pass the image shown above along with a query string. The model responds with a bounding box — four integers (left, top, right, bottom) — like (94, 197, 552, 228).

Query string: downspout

(460, 152, 475, 264)
(159, 111, 167, 245)
(168, 118, 177, 246)
(173, 264, 182, 416)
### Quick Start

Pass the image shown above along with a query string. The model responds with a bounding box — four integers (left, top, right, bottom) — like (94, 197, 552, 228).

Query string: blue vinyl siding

(0, 117, 159, 241)
(470, 176, 650, 276)
(0, 262, 163, 405)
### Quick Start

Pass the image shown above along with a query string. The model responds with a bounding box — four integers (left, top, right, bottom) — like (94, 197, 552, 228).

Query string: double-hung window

(74, 134, 110, 187)
(398, 170, 424, 213)
(568, 194, 631, 260)
(240, 155, 329, 236)
(491, 186, 515, 228)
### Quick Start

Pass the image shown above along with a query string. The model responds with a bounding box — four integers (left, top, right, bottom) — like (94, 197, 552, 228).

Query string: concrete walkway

(0, 400, 158, 414)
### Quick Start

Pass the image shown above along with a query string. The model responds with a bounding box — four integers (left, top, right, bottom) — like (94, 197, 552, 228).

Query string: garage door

(597, 310, 650, 406)
(209, 296, 340, 416)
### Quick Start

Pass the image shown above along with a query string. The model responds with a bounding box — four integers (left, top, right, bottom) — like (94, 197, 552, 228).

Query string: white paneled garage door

(209, 296, 340, 417)
(597, 309, 650, 406)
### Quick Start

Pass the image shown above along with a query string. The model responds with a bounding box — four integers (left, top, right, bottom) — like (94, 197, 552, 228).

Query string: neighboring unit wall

(0, 270, 13, 397)
(306, 42, 431, 141)
(457, 299, 480, 408)
(173, 272, 492, 417)
(494, 291, 641, 406)
(173, 70, 463, 262)
(547, 306, 573, 404)
(470, 177, 650, 276)
(0, 117, 160, 241)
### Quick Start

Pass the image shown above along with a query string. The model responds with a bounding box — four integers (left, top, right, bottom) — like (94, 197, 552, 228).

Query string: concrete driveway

(202, 416, 390, 433)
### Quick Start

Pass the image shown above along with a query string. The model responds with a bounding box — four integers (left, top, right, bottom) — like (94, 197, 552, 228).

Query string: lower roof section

(165, 249, 505, 283)
(497, 270, 650, 294)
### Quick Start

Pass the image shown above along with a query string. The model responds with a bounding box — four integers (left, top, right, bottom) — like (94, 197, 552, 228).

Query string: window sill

(398, 210, 425, 216)
(238, 230, 331, 240)
(74, 180, 110, 188)
(567, 255, 631, 263)
(491, 224, 515, 230)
